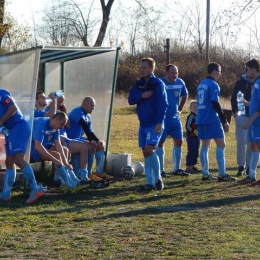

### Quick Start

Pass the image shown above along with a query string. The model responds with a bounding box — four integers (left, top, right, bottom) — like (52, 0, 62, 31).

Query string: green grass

(1, 101, 260, 259)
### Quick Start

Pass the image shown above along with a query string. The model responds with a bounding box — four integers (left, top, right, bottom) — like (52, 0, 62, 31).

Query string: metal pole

(166, 38, 170, 65)
(206, 0, 210, 61)
(205, 0, 210, 76)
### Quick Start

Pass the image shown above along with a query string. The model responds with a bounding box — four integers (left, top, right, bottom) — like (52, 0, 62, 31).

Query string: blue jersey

(34, 109, 46, 117)
(249, 77, 260, 125)
(196, 77, 221, 125)
(31, 117, 59, 149)
(66, 106, 92, 139)
(0, 89, 26, 129)
(161, 77, 188, 118)
(128, 73, 168, 127)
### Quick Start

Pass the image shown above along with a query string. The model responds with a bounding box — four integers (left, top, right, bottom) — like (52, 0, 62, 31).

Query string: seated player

(66, 96, 114, 180)
(30, 112, 82, 189)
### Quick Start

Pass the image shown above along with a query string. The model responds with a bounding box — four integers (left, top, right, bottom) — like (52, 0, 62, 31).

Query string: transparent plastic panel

(0, 49, 39, 165)
(45, 63, 61, 94)
(63, 51, 116, 141)
(41, 51, 116, 142)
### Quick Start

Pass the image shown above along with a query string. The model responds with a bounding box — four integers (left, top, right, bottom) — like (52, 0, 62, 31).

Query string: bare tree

(0, 0, 9, 47)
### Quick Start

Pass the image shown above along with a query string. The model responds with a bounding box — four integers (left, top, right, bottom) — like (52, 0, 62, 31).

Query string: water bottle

(237, 91, 245, 115)
(54, 90, 63, 98)
(0, 126, 10, 137)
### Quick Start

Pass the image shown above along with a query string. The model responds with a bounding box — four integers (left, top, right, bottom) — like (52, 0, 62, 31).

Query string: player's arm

(211, 101, 227, 124)
(54, 138, 71, 168)
(178, 95, 188, 113)
(0, 104, 17, 126)
(34, 140, 63, 167)
(44, 92, 56, 117)
(78, 118, 99, 142)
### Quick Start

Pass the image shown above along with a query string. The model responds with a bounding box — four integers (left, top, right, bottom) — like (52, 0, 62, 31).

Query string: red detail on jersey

(3, 97, 12, 106)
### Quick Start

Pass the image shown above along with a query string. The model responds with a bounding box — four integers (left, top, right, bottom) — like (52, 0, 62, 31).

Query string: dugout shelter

(0, 45, 120, 170)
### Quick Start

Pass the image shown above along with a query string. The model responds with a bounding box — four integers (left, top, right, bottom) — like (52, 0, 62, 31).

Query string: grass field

(1, 97, 260, 260)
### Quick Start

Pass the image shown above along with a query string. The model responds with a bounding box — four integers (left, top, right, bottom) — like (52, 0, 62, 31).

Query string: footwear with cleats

(155, 179, 164, 190)
(137, 184, 155, 192)
(250, 180, 260, 186)
(25, 190, 43, 204)
(161, 170, 166, 177)
(237, 176, 256, 185)
(202, 174, 217, 181)
(172, 169, 190, 177)
(218, 174, 237, 182)
(0, 193, 11, 202)
(89, 174, 103, 182)
(236, 166, 245, 177)
(94, 172, 114, 180)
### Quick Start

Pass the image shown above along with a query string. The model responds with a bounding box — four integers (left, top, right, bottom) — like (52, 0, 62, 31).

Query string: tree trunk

(94, 0, 114, 47)
(0, 0, 7, 47)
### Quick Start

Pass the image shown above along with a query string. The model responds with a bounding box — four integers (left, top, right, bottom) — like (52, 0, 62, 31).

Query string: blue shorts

(160, 118, 183, 142)
(5, 121, 30, 155)
(198, 123, 224, 140)
(138, 125, 163, 149)
(249, 125, 260, 142)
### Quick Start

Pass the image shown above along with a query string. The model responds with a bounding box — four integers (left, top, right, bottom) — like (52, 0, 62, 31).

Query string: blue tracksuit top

(128, 73, 168, 127)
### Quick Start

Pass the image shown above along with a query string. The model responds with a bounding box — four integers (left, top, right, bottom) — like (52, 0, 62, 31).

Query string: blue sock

(79, 168, 88, 181)
(22, 164, 38, 191)
(95, 151, 104, 174)
(173, 146, 182, 171)
(2, 169, 16, 197)
(67, 168, 81, 185)
(150, 152, 161, 181)
(144, 156, 155, 186)
(156, 146, 164, 171)
(56, 165, 74, 188)
(71, 154, 80, 177)
(88, 153, 95, 174)
(200, 147, 209, 176)
(249, 152, 259, 179)
(216, 147, 226, 177)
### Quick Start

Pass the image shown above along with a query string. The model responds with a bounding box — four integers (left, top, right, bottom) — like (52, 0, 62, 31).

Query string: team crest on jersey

(175, 91, 179, 97)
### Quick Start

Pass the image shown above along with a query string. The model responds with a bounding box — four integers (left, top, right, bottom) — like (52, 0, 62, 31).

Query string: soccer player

(0, 89, 43, 204)
(196, 62, 236, 181)
(30, 112, 81, 188)
(238, 58, 260, 185)
(66, 97, 114, 181)
(34, 91, 57, 117)
(128, 57, 168, 191)
(156, 64, 189, 177)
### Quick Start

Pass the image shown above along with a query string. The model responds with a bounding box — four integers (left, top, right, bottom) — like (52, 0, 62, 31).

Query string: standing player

(196, 62, 236, 181)
(156, 64, 189, 177)
(128, 57, 168, 191)
(0, 89, 43, 204)
(238, 58, 260, 185)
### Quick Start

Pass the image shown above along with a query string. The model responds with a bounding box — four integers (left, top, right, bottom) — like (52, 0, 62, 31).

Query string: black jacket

(230, 74, 254, 117)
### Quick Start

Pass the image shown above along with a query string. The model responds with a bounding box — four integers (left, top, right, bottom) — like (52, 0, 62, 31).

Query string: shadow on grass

(74, 192, 260, 221)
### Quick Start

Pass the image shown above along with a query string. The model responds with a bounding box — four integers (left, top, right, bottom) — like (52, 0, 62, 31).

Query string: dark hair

(165, 64, 178, 72)
(141, 57, 155, 68)
(207, 62, 221, 74)
(245, 58, 260, 72)
(36, 91, 44, 100)
(52, 111, 68, 121)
